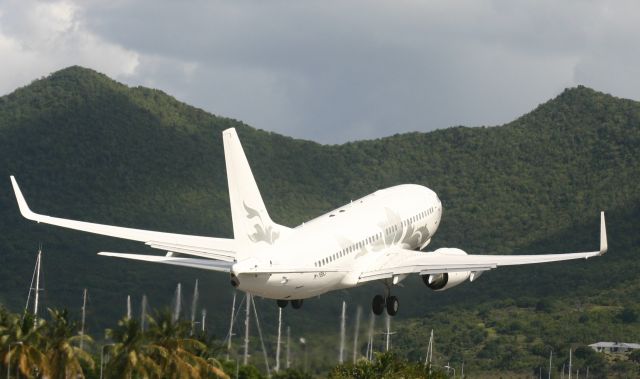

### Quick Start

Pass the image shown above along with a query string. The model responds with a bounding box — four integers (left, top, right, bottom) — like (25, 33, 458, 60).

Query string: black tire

(386, 295, 399, 316)
(277, 299, 288, 308)
(291, 299, 304, 309)
(372, 294, 385, 315)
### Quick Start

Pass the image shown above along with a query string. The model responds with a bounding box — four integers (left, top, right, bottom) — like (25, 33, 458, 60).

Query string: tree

(0, 310, 50, 378)
(618, 307, 639, 323)
(42, 308, 95, 379)
(629, 349, 640, 364)
(146, 310, 228, 379)
(329, 351, 448, 379)
(105, 316, 162, 379)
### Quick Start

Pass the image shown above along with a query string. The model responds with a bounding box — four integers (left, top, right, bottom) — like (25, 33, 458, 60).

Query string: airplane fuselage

(233, 184, 442, 299)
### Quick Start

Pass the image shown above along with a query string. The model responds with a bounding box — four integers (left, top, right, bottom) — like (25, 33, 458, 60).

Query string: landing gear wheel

(386, 295, 399, 316)
(372, 294, 385, 315)
(291, 299, 304, 309)
(277, 299, 288, 308)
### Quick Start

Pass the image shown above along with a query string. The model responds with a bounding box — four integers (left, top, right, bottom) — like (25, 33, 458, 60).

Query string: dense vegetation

(0, 306, 228, 379)
(1, 306, 449, 379)
(0, 66, 639, 376)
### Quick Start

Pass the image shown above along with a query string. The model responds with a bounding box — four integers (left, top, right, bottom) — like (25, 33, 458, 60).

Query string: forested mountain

(0, 66, 638, 375)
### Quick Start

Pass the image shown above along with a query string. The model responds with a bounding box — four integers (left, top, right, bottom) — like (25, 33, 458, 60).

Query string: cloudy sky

(1, 0, 639, 144)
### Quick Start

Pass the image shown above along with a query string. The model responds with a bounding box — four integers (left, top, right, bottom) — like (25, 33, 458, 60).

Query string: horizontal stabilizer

(98, 252, 233, 272)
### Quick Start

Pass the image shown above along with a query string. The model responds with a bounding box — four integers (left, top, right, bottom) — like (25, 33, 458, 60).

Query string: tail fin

(223, 128, 287, 252)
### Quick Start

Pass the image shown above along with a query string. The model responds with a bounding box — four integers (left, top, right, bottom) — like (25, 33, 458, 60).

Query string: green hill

(1, 67, 639, 375)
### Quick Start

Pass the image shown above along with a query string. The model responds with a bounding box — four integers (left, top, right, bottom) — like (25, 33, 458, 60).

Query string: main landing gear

(372, 281, 399, 316)
(276, 299, 304, 309)
(371, 294, 399, 316)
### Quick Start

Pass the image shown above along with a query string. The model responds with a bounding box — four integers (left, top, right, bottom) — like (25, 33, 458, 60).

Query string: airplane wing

(358, 212, 607, 283)
(99, 252, 234, 272)
(99, 252, 348, 274)
(11, 177, 237, 262)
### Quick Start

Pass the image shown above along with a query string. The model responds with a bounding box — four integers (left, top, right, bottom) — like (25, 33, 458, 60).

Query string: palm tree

(105, 316, 161, 379)
(146, 310, 229, 379)
(0, 310, 49, 378)
(42, 308, 95, 379)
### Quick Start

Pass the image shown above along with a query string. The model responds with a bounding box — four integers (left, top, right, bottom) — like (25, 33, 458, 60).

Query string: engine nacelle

(421, 248, 471, 291)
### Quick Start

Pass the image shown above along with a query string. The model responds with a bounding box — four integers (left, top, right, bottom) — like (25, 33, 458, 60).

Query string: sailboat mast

(191, 279, 199, 335)
(276, 307, 282, 371)
(352, 306, 362, 363)
(243, 294, 251, 365)
(80, 288, 87, 350)
(339, 301, 346, 363)
(226, 291, 237, 360)
(33, 248, 42, 324)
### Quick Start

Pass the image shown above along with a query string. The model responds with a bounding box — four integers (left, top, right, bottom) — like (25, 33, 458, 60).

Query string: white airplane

(10, 128, 608, 316)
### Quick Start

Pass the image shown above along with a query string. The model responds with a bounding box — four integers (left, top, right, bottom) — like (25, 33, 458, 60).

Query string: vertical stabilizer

(223, 128, 285, 252)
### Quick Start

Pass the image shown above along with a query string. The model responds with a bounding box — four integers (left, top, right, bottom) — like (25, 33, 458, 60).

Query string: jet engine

(421, 248, 471, 291)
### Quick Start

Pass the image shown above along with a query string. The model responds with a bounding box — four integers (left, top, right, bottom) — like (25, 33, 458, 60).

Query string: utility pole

(80, 288, 88, 350)
(201, 309, 207, 333)
(126, 295, 132, 319)
(352, 306, 362, 363)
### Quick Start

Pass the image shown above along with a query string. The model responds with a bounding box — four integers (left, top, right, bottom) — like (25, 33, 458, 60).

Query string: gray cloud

(1, 0, 639, 143)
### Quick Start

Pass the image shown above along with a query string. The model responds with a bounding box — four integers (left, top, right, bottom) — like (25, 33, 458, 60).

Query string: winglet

(599, 211, 607, 255)
(10, 176, 38, 221)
